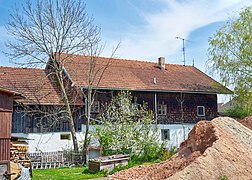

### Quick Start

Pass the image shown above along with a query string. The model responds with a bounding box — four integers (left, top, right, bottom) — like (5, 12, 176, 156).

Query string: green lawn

(32, 167, 107, 180)
(32, 161, 159, 179)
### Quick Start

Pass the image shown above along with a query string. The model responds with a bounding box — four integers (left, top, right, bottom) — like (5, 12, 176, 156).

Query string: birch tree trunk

(54, 64, 79, 161)
(83, 87, 92, 163)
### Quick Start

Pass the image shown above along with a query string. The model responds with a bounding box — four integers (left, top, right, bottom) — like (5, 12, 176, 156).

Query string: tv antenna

(175, 37, 192, 66)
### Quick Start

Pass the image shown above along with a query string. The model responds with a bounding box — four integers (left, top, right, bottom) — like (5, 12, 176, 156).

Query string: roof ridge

(69, 54, 190, 67)
(0, 65, 44, 70)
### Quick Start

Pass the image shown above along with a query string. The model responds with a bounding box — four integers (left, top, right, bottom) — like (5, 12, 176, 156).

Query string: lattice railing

(29, 151, 74, 169)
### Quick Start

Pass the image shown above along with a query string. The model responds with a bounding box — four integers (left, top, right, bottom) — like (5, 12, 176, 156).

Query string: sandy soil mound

(240, 114, 252, 130)
(111, 117, 252, 180)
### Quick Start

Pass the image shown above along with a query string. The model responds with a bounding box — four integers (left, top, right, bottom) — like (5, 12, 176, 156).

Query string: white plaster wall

(12, 125, 97, 153)
(12, 124, 194, 153)
(157, 124, 194, 149)
(12, 132, 85, 153)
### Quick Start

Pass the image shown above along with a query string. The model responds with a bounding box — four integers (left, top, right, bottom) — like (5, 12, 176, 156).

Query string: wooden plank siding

(131, 91, 217, 123)
(0, 112, 12, 138)
(12, 106, 84, 133)
(0, 91, 14, 162)
(86, 90, 218, 124)
(11, 90, 218, 133)
(0, 139, 10, 161)
(0, 92, 13, 112)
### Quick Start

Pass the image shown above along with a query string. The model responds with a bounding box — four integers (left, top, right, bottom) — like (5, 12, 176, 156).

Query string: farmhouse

(0, 55, 232, 152)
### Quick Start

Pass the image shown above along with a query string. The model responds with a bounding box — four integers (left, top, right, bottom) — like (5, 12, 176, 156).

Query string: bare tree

(176, 92, 186, 140)
(5, 0, 102, 161)
(81, 44, 120, 163)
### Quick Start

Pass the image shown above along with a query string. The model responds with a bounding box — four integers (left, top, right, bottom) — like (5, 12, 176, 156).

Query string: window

(61, 112, 69, 121)
(60, 134, 71, 140)
(197, 106, 205, 116)
(59, 112, 70, 131)
(91, 101, 100, 113)
(161, 129, 170, 141)
(158, 101, 167, 115)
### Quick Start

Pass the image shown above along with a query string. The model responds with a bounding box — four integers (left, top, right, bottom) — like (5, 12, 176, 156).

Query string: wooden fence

(29, 151, 78, 169)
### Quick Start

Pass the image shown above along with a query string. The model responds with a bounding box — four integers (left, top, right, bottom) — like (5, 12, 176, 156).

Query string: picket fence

(29, 151, 77, 169)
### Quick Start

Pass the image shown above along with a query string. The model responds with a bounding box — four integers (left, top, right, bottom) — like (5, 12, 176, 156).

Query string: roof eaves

(0, 87, 25, 99)
(192, 66, 233, 94)
(79, 86, 232, 95)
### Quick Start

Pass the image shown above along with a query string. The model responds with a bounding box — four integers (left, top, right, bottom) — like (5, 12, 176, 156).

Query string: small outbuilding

(0, 87, 22, 179)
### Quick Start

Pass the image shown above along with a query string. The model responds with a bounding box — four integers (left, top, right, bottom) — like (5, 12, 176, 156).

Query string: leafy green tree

(208, 7, 252, 116)
(93, 91, 165, 162)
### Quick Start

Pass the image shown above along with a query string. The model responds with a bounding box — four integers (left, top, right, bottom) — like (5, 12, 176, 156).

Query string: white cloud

(101, 0, 252, 62)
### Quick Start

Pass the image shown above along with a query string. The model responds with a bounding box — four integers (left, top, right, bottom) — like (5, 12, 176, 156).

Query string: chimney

(158, 57, 165, 70)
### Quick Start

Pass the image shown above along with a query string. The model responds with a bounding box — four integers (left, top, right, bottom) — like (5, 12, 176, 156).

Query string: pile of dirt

(111, 117, 252, 179)
(240, 114, 252, 130)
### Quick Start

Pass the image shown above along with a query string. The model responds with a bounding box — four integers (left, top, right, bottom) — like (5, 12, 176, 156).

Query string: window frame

(157, 101, 167, 115)
(90, 101, 100, 113)
(60, 134, 71, 140)
(161, 129, 170, 141)
(197, 106, 205, 116)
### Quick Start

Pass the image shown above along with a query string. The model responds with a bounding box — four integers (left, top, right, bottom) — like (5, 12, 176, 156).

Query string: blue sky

(0, 0, 251, 69)
(0, 0, 251, 101)
(85, 0, 251, 69)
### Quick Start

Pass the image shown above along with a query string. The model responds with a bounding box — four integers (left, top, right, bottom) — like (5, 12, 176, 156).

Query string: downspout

(154, 92, 157, 122)
(180, 92, 186, 140)
(153, 77, 158, 122)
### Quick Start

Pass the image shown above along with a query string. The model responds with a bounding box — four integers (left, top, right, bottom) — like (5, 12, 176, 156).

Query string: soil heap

(111, 117, 252, 180)
(240, 114, 252, 130)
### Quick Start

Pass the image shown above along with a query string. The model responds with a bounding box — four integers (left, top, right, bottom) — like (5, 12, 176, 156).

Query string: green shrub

(224, 107, 251, 119)
(159, 149, 169, 161)
(222, 95, 252, 119)
(93, 91, 165, 162)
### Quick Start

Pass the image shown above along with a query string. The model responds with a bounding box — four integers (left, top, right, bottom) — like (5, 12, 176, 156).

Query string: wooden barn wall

(132, 91, 217, 123)
(0, 92, 13, 111)
(0, 139, 10, 161)
(0, 112, 12, 138)
(11, 90, 218, 133)
(93, 90, 217, 124)
(12, 105, 84, 133)
(0, 91, 13, 162)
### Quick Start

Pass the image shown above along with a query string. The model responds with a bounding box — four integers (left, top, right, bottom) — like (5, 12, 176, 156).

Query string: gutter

(78, 86, 233, 95)
(0, 87, 25, 99)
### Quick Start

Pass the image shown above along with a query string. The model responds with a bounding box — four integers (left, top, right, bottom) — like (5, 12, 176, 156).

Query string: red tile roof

(0, 66, 63, 105)
(62, 54, 232, 94)
(0, 55, 231, 105)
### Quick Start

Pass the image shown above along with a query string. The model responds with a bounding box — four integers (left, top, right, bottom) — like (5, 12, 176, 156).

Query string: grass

(32, 160, 166, 179)
(32, 167, 107, 180)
